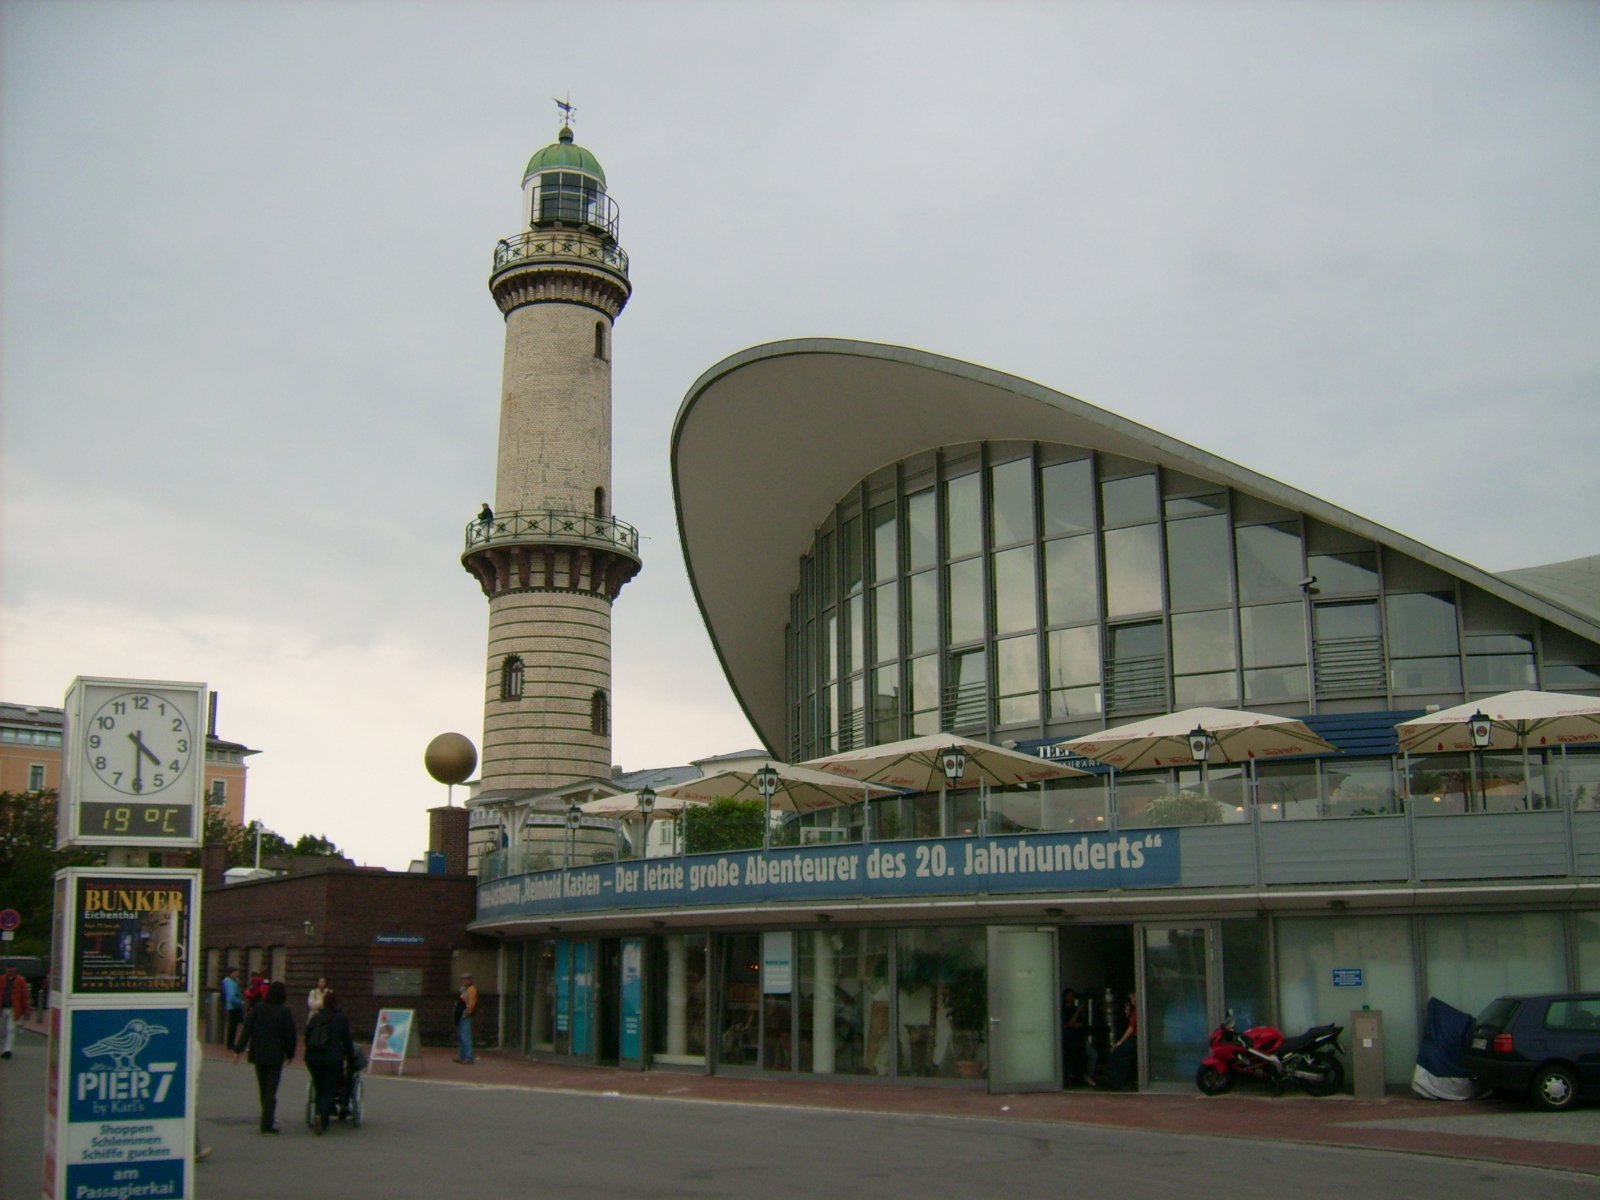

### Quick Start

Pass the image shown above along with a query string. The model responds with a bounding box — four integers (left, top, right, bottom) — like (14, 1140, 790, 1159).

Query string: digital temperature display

(77, 801, 194, 840)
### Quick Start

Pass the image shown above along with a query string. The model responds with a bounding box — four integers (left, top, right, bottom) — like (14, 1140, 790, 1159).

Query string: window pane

(1240, 603, 1306, 695)
(1236, 522, 1304, 602)
(821, 609, 838, 683)
(871, 502, 898, 582)
(1041, 459, 1094, 537)
(846, 594, 864, 673)
(993, 546, 1036, 635)
(872, 582, 898, 664)
(1307, 550, 1378, 594)
(906, 490, 937, 571)
(1047, 626, 1102, 719)
(946, 473, 981, 560)
(1172, 609, 1237, 674)
(1104, 525, 1161, 617)
(908, 571, 937, 654)
(990, 457, 1035, 547)
(1390, 656, 1461, 693)
(1386, 592, 1459, 657)
(842, 516, 863, 595)
(1244, 666, 1307, 703)
(997, 635, 1040, 724)
(910, 654, 939, 714)
(871, 669, 901, 743)
(1314, 600, 1379, 641)
(1326, 758, 1398, 816)
(1166, 515, 1233, 609)
(1100, 473, 1158, 526)
(1044, 536, 1097, 627)
(947, 558, 984, 644)
(1107, 620, 1166, 711)
(817, 530, 836, 605)
(945, 648, 987, 730)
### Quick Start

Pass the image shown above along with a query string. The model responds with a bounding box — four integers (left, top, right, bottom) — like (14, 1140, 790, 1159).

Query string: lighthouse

(462, 113, 640, 803)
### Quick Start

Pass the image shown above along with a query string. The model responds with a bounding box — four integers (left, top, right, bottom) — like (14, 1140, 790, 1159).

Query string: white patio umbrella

(578, 790, 702, 818)
(1394, 691, 1600, 755)
(656, 764, 900, 812)
(1060, 706, 1336, 770)
(801, 732, 1086, 791)
(657, 763, 902, 851)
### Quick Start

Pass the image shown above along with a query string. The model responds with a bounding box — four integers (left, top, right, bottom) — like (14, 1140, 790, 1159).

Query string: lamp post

(1468, 709, 1492, 811)
(754, 764, 781, 852)
(565, 801, 581, 869)
(1188, 725, 1212, 796)
(637, 785, 656, 860)
(941, 745, 967, 838)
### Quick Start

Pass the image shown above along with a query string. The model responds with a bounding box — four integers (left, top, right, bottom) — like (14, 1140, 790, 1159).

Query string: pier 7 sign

(479, 829, 1178, 921)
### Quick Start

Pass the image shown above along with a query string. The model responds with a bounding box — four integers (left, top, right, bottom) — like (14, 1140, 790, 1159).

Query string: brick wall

(202, 864, 495, 1047)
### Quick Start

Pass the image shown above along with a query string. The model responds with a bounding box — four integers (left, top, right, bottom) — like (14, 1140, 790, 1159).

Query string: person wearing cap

(453, 973, 479, 1064)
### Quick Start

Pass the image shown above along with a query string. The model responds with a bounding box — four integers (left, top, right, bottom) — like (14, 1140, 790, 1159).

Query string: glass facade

(785, 441, 1596, 772)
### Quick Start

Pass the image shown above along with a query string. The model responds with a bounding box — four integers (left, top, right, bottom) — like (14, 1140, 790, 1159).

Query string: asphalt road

(3, 1025, 1594, 1200)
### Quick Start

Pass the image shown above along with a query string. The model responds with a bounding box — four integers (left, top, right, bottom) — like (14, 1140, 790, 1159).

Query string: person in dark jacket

(304, 989, 357, 1134)
(234, 980, 296, 1133)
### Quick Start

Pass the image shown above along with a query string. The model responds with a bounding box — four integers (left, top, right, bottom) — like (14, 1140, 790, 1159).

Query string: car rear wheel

(1531, 1063, 1579, 1112)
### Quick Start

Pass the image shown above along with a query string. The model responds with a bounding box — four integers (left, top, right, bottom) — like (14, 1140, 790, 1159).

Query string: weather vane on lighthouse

(554, 93, 576, 127)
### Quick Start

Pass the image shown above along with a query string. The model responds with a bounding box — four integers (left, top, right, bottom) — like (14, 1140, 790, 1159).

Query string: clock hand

(129, 733, 145, 793)
(130, 731, 163, 766)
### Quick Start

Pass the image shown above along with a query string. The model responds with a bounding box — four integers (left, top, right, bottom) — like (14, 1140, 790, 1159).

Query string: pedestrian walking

(304, 990, 356, 1134)
(2, 964, 31, 1058)
(234, 980, 296, 1133)
(222, 967, 245, 1050)
(454, 973, 478, 1064)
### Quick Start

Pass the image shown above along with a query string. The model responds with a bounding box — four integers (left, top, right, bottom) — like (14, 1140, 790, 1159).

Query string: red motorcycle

(1196, 1011, 1345, 1096)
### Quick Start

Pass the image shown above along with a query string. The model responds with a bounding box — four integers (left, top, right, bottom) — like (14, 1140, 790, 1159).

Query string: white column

(812, 932, 836, 1074)
(667, 935, 688, 1057)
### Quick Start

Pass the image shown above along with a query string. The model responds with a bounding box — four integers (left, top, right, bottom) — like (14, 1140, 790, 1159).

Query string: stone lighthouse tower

(462, 116, 640, 798)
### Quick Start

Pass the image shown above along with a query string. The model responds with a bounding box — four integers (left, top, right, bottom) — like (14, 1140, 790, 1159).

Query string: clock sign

(60, 677, 208, 850)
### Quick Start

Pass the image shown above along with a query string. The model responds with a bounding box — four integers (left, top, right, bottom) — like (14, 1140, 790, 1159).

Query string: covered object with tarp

(1411, 997, 1483, 1100)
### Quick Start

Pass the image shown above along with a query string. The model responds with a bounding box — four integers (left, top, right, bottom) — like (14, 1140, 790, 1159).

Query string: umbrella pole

(863, 783, 871, 845)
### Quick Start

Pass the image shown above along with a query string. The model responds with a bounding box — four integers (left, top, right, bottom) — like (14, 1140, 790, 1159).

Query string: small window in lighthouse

(594, 321, 606, 360)
(501, 655, 525, 701)
(590, 689, 609, 736)
(594, 487, 607, 518)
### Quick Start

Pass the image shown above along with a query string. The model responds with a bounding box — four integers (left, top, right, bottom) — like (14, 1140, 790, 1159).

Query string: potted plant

(945, 966, 987, 1078)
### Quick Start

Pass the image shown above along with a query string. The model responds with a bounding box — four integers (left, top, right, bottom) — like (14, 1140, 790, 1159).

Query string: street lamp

(1468, 710, 1493, 810)
(940, 745, 967, 838)
(754, 764, 781, 851)
(1188, 725, 1212, 795)
(637, 785, 656, 860)
(565, 801, 582, 869)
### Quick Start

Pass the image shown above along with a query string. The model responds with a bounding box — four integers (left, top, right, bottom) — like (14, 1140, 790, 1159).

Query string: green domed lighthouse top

(523, 126, 606, 187)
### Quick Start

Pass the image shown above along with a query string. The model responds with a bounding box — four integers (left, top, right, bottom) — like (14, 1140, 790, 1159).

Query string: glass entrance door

(986, 926, 1059, 1093)
(1137, 924, 1216, 1087)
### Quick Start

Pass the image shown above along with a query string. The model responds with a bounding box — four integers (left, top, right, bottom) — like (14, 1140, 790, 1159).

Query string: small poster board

(370, 1008, 421, 1075)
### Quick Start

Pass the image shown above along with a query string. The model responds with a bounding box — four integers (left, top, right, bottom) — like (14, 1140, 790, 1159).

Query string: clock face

(83, 687, 197, 797)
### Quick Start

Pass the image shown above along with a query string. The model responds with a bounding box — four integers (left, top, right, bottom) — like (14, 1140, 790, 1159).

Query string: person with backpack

(304, 989, 356, 1134)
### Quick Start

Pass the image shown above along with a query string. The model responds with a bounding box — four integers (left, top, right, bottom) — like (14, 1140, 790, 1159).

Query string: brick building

(200, 848, 496, 1049)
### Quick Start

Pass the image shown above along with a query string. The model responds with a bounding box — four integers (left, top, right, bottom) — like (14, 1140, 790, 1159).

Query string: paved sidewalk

(24, 1011, 1599, 1176)
(197, 1031, 1600, 1177)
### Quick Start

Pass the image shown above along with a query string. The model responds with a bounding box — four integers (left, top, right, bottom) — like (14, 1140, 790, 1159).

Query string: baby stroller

(305, 1052, 365, 1129)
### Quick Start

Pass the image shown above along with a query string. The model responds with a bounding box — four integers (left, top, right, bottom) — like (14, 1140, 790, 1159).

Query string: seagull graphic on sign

(83, 1019, 168, 1071)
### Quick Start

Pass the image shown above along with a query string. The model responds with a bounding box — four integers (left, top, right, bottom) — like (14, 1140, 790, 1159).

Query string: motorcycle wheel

(1299, 1053, 1345, 1097)
(1195, 1065, 1236, 1095)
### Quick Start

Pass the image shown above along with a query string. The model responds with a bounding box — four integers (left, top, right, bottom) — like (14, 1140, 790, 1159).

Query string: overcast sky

(3, 0, 1596, 870)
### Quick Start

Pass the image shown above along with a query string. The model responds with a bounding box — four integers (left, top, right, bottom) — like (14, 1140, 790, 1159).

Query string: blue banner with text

(478, 829, 1178, 921)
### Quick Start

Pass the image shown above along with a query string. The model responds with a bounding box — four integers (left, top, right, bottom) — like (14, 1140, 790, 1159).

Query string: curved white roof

(672, 339, 1600, 752)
